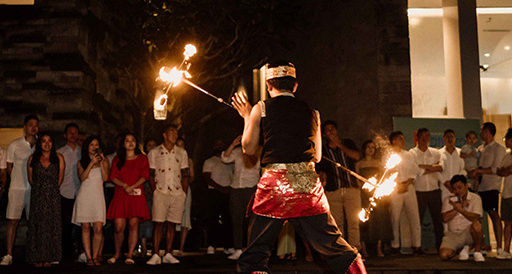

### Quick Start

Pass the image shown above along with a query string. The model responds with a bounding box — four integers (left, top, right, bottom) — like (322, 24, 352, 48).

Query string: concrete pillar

(442, 0, 482, 120)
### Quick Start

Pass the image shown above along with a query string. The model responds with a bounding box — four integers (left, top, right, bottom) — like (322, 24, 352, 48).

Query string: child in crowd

(460, 131, 479, 190)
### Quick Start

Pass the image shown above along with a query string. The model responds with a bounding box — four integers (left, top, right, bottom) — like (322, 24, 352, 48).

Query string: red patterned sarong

(252, 162, 330, 219)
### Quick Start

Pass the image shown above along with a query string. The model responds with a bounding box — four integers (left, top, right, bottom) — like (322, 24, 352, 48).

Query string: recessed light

(505, 46, 511, 51)
(484, 53, 490, 57)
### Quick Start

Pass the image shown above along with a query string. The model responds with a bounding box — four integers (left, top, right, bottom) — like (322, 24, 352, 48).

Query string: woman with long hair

(106, 133, 150, 265)
(26, 133, 65, 267)
(72, 135, 109, 266)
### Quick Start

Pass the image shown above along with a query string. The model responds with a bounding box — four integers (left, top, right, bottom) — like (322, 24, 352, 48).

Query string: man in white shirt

(388, 131, 423, 255)
(409, 127, 444, 250)
(1, 115, 38, 266)
(438, 129, 466, 202)
(203, 139, 234, 255)
(470, 122, 507, 257)
(439, 175, 484, 262)
(497, 128, 512, 259)
(57, 123, 81, 259)
(146, 125, 189, 265)
(221, 135, 261, 260)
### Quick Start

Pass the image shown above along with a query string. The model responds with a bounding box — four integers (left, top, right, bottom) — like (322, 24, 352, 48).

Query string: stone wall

(289, 0, 411, 146)
(0, 0, 149, 150)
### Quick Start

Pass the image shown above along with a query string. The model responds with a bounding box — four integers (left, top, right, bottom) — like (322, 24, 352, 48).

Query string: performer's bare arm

(313, 111, 322, 163)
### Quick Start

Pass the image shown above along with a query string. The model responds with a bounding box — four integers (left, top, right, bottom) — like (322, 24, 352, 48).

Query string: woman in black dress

(26, 133, 65, 267)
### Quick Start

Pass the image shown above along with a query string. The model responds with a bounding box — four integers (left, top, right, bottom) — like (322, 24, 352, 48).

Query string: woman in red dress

(106, 133, 150, 265)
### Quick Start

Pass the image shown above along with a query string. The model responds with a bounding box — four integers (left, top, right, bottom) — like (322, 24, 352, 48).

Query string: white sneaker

(207, 246, 215, 254)
(162, 253, 180, 264)
(228, 249, 243, 260)
(459, 245, 469, 261)
(146, 254, 162, 265)
(497, 249, 512, 259)
(474, 251, 485, 262)
(224, 247, 235, 255)
(77, 252, 87, 263)
(0, 255, 12, 266)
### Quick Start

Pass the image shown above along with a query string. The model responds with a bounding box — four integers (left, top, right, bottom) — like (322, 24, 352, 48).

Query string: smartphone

(95, 148, 102, 154)
(449, 196, 459, 203)
(132, 188, 142, 196)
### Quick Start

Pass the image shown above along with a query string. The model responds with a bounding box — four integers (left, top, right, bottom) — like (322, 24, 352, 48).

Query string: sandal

(87, 259, 95, 266)
(35, 263, 43, 268)
(107, 257, 117, 264)
(43, 262, 52, 267)
(125, 258, 135, 265)
(93, 258, 101, 266)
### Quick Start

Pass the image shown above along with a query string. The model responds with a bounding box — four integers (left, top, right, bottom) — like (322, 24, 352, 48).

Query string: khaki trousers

(325, 188, 361, 249)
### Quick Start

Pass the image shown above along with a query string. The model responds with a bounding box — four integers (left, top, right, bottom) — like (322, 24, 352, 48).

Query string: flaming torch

(155, 44, 234, 120)
(357, 153, 401, 222)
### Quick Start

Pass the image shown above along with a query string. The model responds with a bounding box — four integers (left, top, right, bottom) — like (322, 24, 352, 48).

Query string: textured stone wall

(0, 0, 149, 150)
(290, 0, 411, 146)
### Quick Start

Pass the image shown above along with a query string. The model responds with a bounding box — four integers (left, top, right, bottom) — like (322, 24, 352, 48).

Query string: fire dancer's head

(265, 61, 298, 96)
(389, 131, 404, 151)
(450, 174, 469, 198)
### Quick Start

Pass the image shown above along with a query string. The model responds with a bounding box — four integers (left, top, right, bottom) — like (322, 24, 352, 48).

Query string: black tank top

(260, 95, 318, 166)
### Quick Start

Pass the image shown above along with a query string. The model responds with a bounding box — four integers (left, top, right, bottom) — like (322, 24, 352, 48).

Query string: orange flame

(386, 154, 402, 169)
(184, 44, 197, 60)
(374, 172, 398, 198)
(359, 209, 370, 222)
(362, 177, 377, 191)
(159, 66, 183, 87)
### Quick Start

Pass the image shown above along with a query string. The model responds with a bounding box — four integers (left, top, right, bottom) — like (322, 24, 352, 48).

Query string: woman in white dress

(72, 135, 109, 266)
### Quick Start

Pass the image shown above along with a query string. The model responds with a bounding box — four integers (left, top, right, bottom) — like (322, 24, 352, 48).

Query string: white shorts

(152, 189, 186, 224)
(6, 188, 31, 219)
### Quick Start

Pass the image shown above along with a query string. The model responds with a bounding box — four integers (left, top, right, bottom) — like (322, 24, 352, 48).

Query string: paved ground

(1, 250, 512, 273)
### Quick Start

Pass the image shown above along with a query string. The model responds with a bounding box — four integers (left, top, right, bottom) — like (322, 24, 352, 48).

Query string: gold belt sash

(263, 162, 318, 193)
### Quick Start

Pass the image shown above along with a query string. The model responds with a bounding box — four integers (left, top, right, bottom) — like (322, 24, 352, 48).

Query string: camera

(449, 196, 460, 203)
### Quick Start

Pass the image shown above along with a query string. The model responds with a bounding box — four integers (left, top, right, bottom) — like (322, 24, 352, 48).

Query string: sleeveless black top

(260, 95, 318, 166)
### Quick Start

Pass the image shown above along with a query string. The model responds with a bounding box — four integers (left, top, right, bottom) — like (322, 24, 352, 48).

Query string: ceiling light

(505, 46, 511, 51)
(484, 53, 490, 57)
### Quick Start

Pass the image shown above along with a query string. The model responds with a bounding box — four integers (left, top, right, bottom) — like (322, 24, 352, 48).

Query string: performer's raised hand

(231, 91, 252, 118)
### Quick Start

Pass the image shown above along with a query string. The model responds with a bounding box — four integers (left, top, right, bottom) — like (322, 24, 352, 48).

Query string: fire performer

(231, 61, 366, 274)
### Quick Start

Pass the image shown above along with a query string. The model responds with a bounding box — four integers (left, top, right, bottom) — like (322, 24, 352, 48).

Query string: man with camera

(439, 175, 484, 262)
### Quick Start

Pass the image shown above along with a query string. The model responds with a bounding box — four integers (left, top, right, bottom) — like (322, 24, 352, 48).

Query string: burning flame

(374, 172, 397, 198)
(359, 209, 370, 222)
(385, 154, 402, 169)
(362, 177, 377, 191)
(159, 66, 183, 87)
(184, 44, 197, 60)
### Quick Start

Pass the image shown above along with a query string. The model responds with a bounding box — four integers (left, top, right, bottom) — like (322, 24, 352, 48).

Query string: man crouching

(440, 175, 484, 262)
